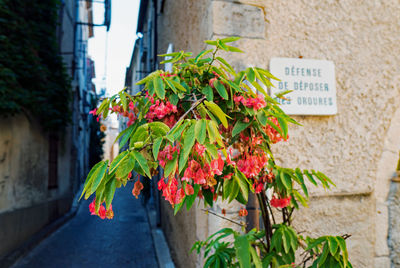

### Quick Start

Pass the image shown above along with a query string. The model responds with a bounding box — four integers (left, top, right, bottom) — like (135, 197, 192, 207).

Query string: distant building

(0, 0, 108, 261)
(125, 1, 400, 267)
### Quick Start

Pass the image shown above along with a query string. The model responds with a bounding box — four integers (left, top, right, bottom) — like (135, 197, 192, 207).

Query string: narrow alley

(12, 185, 158, 268)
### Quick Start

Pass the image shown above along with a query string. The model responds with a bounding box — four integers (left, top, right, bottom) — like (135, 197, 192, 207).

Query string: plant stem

(201, 209, 245, 227)
(257, 193, 272, 251)
(165, 96, 206, 136)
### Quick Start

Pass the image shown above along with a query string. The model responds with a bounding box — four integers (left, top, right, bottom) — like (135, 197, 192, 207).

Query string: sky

(88, 0, 140, 96)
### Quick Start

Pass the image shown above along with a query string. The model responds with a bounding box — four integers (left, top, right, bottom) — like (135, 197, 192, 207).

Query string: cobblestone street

(12, 184, 158, 268)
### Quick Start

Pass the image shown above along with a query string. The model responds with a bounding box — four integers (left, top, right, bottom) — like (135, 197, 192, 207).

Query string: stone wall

(0, 115, 74, 257)
(156, 0, 400, 267)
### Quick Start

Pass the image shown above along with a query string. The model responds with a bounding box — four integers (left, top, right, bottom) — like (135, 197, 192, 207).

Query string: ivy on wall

(0, 0, 71, 130)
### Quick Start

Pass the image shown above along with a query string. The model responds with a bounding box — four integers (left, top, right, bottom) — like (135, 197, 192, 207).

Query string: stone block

(212, 1, 265, 39)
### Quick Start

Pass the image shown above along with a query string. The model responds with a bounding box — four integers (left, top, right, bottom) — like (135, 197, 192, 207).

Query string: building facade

(0, 0, 98, 260)
(125, 1, 400, 267)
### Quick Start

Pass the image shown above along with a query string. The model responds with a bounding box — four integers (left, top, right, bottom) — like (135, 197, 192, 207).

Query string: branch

(201, 209, 245, 227)
(166, 96, 206, 136)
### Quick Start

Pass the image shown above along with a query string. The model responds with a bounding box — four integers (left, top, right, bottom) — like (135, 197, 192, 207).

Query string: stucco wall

(156, 0, 400, 267)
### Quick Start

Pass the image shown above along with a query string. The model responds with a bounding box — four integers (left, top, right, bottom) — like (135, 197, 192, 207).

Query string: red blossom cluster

(158, 144, 180, 168)
(237, 152, 268, 179)
(145, 99, 178, 128)
(264, 117, 288, 144)
(253, 172, 275, 193)
(182, 154, 224, 186)
(89, 198, 114, 219)
(270, 196, 291, 208)
(111, 102, 138, 127)
(234, 94, 266, 111)
(158, 177, 187, 205)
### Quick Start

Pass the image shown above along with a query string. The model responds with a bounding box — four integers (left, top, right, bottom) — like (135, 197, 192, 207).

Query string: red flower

(194, 143, 206, 157)
(264, 117, 289, 144)
(132, 179, 144, 199)
(174, 188, 185, 204)
(239, 208, 248, 217)
(185, 184, 194, 195)
(89, 108, 97, 115)
(210, 154, 224, 176)
(221, 208, 226, 216)
(89, 198, 114, 219)
(270, 196, 291, 208)
(89, 198, 96, 215)
(158, 178, 166, 190)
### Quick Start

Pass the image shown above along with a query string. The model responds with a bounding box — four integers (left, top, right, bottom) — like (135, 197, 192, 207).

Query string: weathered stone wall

(0, 115, 74, 257)
(157, 0, 400, 267)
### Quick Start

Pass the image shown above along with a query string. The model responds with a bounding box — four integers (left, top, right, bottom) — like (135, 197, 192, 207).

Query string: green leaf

(202, 85, 214, 101)
(256, 110, 268, 126)
(216, 57, 235, 74)
(195, 119, 207, 144)
(280, 171, 292, 191)
(304, 170, 317, 186)
(337, 237, 349, 266)
(80, 161, 107, 200)
(204, 40, 218, 46)
(115, 124, 136, 147)
(109, 151, 129, 174)
(246, 68, 255, 83)
(282, 229, 291, 254)
(204, 100, 230, 128)
(178, 124, 196, 173)
(164, 153, 178, 178)
(234, 175, 249, 202)
(293, 190, 308, 207)
(232, 120, 251, 137)
(225, 45, 243, 53)
(119, 92, 127, 111)
(213, 80, 229, 100)
(204, 142, 218, 158)
(195, 49, 213, 63)
(219, 36, 241, 43)
(234, 235, 251, 268)
(277, 117, 288, 139)
(228, 179, 240, 202)
(249, 247, 262, 268)
(153, 75, 165, 99)
(152, 137, 163, 160)
(104, 178, 117, 209)
(174, 196, 186, 215)
(131, 150, 152, 178)
(89, 160, 109, 196)
(328, 237, 339, 256)
(318, 243, 330, 266)
(170, 80, 187, 92)
(116, 153, 135, 179)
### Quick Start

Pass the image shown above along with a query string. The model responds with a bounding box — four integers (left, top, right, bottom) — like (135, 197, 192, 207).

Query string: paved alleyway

(12, 184, 159, 268)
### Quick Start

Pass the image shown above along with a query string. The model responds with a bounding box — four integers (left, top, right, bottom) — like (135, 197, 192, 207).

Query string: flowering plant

(81, 37, 352, 267)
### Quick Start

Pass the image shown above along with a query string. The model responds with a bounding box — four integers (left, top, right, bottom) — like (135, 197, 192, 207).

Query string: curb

(145, 205, 175, 268)
(0, 185, 83, 268)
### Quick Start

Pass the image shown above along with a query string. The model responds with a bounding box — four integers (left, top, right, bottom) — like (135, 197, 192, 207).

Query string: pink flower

(89, 108, 97, 115)
(270, 196, 291, 208)
(210, 154, 224, 176)
(158, 178, 166, 190)
(194, 143, 206, 157)
(264, 117, 288, 144)
(145, 100, 177, 122)
(185, 184, 194, 195)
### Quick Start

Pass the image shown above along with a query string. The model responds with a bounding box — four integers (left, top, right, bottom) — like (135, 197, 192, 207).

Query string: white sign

(269, 58, 337, 115)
